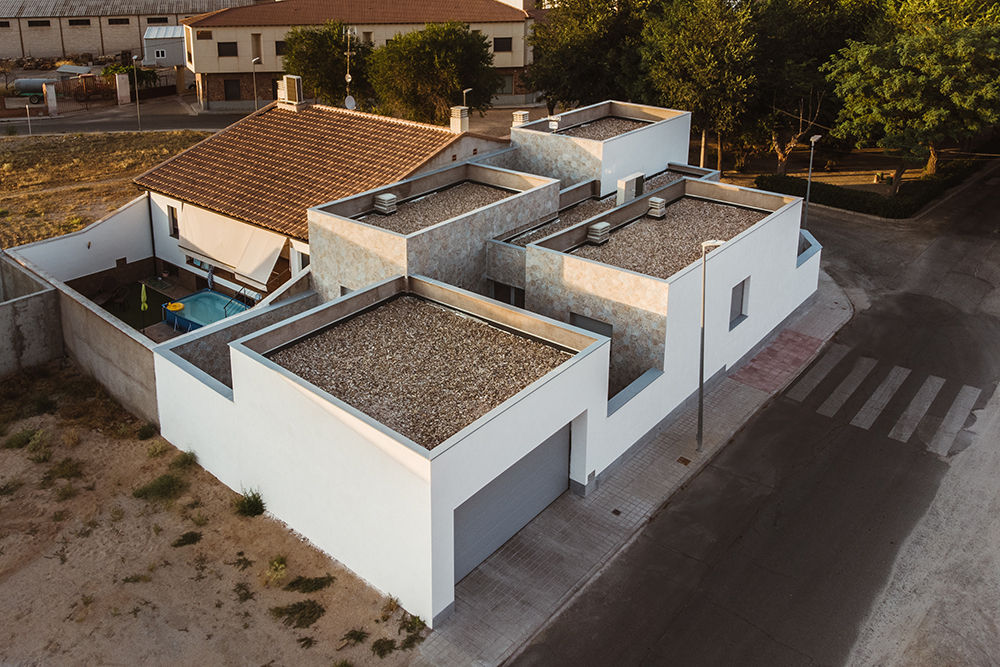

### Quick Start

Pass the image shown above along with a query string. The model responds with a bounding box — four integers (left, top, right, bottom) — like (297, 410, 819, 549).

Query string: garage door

(454, 424, 570, 583)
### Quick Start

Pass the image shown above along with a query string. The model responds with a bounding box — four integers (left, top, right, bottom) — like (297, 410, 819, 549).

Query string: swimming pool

(163, 289, 249, 331)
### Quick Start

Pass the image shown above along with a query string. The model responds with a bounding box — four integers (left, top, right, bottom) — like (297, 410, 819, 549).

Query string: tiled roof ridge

(309, 103, 457, 137)
(180, 7, 227, 25)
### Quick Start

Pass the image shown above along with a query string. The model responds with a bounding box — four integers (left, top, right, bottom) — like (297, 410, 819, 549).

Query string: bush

(233, 488, 265, 517)
(371, 638, 397, 658)
(170, 531, 202, 547)
(3, 429, 35, 449)
(137, 423, 158, 440)
(169, 451, 198, 470)
(132, 473, 188, 501)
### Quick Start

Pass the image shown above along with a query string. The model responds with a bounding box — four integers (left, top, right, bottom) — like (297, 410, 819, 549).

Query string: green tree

(101, 63, 159, 89)
(641, 0, 756, 170)
(526, 0, 647, 113)
(283, 21, 374, 107)
(369, 22, 501, 124)
(825, 0, 1000, 189)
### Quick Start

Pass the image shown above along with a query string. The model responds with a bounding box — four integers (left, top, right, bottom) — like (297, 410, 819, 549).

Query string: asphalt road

(512, 163, 1000, 666)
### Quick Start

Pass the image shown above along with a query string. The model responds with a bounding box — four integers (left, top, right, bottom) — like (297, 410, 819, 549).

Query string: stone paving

(412, 271, 853, 666)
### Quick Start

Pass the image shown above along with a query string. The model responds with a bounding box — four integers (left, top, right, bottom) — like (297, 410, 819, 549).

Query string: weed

(132, 473, 188, 501)
(283, 574, 335, 593)
(398, 613, 426, 635)
(370, 638, 397, 658)
(170, 531, 202, 548)
(227, 551, 254, 571)
(331, 662, 354, 667)
(136, 423, 157, 440)
(0, 479, 22, 496)
(27, 447, 52, 464)
(379, 596, 400, 621)
(146, 440, 169, 458)
(296, 636, 316, 649)
(263, 555, 287, 587)
(122, 573, 152, 583)
(47, 540, 69, 564)
(109, 505, 125, 522)
(191, 512, 209, 527)
(340, 628, 369, 647)
(52, 510, 68, 522)
(55, 483, 78, 501)
(269, 599, 325, 628)
(169, 451, 198, 470)
(74, 519, 98, 538)
(191, 553, 208, 581)
(32, 395, 56, 415)
(61, 429, 80, 447)
(233, 488, 265, 516)
(47, 457, 83, 480)
(3, 429, 35, 449)
(233, 581, 254, 602)
(80, 594, 94, 606)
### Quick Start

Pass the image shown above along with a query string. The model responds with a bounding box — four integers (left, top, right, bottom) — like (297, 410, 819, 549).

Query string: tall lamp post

(803, 134, 822, 228)
(697, 239, 725, 452)
(251, 56, 261, 111)
(462, 87, 473, 107)
(131, 55, 141, 131)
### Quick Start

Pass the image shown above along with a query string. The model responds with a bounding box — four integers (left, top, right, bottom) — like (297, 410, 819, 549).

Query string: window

(570, 312, 613, 339)
(27, 19, 51, 27)
(0, 20, 9, 27)
(68, 18, 91, 26)
(491, 281, 525, 308)
(493, 37, 512, 52)
(189, 257, 212, 271)
(167, 206, 179, 238)
(275, 40, 287, 55)
(196, 30, 212, 40)
(362, 31, 373, 44)
(500, 74, 514, 95)
(108, 17, 129, 25)
(186, 50, 192, 63)
(251, 33, 261, 59)
(729, 277, 750, 329)
(155, 49, 166, 59)
(147, 16, 169, 24)
(217, 41, 238, 57)
(223, 78, 241, 101)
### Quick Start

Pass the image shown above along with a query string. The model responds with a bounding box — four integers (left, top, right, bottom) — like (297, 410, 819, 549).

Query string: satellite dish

(345, 95, 356, 110)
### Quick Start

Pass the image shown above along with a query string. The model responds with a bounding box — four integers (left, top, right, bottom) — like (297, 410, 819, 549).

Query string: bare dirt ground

(0, 361, 423, 666)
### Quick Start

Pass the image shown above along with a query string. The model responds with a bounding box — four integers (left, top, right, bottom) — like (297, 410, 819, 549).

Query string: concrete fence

(0, 255, 62, 378)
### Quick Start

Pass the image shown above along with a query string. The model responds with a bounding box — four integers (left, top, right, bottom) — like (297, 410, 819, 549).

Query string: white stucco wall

(600, 113, 691, 195)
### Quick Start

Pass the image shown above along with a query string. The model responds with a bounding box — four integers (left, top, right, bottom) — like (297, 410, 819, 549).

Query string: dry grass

(0, 131, 209, 248)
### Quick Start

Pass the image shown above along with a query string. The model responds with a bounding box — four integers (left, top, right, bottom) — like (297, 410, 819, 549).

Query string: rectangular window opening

(27, 19, 51, 27)
(167, 206, 179, 238)
(493, 37, 513, 52)
(108, 17, 129, 25)
(275, 40, 287, 56)
(196, 30, 213, 40)
(570, 312, 613, 339)
(729, 277, 750, 330)
(147, 17, 169, 24)
(251, 33, 262, 59)
(68, 18, 91, 26)
(0, 20, 10, 28)
(217, 41, 238, 57)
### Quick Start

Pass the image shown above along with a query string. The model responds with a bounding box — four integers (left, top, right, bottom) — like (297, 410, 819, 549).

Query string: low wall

(0, 256, 62, 378)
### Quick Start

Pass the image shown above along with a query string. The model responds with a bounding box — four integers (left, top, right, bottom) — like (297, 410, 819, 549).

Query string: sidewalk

(413, 270, 853, 666)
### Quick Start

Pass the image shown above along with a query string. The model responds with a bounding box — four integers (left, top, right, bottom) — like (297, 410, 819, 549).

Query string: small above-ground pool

(163, 289, 249, 331)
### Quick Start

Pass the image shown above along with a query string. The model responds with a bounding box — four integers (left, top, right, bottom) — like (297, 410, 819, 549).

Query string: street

(512, 163, 1000, 666)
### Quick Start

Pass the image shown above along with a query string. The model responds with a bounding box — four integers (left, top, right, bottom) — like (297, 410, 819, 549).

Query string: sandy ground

(0, 361, 422, 666)
(848, 385, 1000, 665)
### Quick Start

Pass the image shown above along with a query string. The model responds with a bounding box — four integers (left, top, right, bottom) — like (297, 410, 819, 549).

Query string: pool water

(165, 289, 249, 330)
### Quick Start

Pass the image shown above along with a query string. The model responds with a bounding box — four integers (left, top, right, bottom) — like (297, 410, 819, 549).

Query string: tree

(526, 0, 647, 113)
(825, 0, 1000, 189)
(283, 21, 374, 107)
(369, 22, 501, 124)
(641, 0, 756, 170)
(101, 63, 159, 89)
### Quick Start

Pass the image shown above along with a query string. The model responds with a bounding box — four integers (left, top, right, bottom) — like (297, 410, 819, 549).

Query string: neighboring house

(0, 0, 254, 60)
(142, 24, 186, 66)
(181, 0, 539, 111)
(6, 90, 821, 627)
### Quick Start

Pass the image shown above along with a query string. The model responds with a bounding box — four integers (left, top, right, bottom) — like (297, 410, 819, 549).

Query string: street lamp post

(804, 134, 822, 228)
(251, 56, 261, 111)
(462, 87, 473, 107)
(697, 239, 725, 452)
(131, 55, 141, 131)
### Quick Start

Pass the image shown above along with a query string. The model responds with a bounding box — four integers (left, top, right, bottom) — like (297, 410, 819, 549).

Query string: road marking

(786, 343, 850, 402)
(929, 385, 982, 456)
(817, 356, 878, 418)
(889, 375, 946, 442)
(851, 366, 911, 430)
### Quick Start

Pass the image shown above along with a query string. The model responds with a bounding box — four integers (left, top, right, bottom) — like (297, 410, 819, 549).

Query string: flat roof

(357, 181, 514, 235)
(557, 117, 650, 141)
(570, 197, 769, 280)
(266, 295, 571, 449)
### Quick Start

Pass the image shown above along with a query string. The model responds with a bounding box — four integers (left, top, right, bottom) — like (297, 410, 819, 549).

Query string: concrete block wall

(0, 256, 62, 378)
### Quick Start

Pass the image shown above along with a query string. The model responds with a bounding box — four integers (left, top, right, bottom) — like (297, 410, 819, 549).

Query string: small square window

(196, 30, 213, 40)
(108, 17, 129, 25)
(154, 49, 166, 59)
(217, 41, 238, 57)
(167, 206, 179, 238)
(275, 40, 287, 56)
(493, 37, 513, 52)
(730, 277, 750, 329)
(362, 31, 373, 44)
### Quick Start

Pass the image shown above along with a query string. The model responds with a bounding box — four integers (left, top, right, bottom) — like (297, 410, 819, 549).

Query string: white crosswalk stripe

(817, 356, 878, 418)
(787, 343, 850, 402)
(929, 385, 982, 456)
(851, 366, 911, 430)
(889, 375, 946, 442)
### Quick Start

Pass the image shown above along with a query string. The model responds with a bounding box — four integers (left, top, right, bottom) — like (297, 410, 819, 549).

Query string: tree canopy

(369, 22, 501, 124)
(283, 21, 374, 108)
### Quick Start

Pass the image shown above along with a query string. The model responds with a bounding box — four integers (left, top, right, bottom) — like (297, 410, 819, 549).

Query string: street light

(462, 87, 473, 107)
(697, 239, 725, 452)
(251, 56, 261, 111)
(803, 134, 822, 228)
(131, 55, 141, 131)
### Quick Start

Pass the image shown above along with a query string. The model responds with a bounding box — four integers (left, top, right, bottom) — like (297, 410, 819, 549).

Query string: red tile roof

(134, 104, 465, 240)
(183, 0, 529, 27)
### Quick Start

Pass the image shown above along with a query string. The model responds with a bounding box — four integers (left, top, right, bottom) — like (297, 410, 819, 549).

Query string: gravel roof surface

(571, 198, 768, 279)
(267, 295, 571, 449)
(359, 182, 513, 235)
(559, 117, 649, 141)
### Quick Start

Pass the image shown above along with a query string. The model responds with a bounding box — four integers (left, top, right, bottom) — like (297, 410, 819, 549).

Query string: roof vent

(648, 197, 667, 218)
(450, 105, 469, 133)
(374, 193, 397, 215)
(548, 116, 560, 131)
(512, 110, 529, 127)
(587, 221, 611, 245)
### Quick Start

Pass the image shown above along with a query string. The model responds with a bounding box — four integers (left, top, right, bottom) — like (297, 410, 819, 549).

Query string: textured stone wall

(487, 240, 526, 289)
(508, 128, 602, 187)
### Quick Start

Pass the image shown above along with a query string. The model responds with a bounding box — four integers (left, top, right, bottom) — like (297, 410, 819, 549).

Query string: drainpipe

(145, 191, 158, 271)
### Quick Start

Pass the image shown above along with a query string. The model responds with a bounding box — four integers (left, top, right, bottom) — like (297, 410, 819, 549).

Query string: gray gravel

(267, 295, 571, 449)
(559, 117, 649, 141)
(359, 182, 513, 235)
(572, 198, 768, 279)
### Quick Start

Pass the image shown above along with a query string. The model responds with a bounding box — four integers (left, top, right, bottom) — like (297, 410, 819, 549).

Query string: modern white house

(5, 87, 821, 626)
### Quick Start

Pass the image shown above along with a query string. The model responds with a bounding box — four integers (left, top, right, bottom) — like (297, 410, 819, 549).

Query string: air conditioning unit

(587, 221, 610, 245)
(374, 193, 397, 215)
(648, 197, 667, 218)
(283, 74, 303, 104)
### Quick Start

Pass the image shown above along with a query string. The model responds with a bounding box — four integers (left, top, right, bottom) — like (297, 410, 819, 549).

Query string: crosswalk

(786, 345, 991, 456)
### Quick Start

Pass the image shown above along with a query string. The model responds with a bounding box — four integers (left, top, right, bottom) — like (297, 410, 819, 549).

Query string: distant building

(142, 25, 185, 66)
(0, 0, 255, 60)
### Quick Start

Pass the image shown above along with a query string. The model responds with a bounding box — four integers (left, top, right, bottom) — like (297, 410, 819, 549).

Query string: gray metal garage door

(454, 424, 570, 583)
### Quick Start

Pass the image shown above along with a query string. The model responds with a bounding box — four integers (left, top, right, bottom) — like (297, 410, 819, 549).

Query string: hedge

(755, 159, 982, 219)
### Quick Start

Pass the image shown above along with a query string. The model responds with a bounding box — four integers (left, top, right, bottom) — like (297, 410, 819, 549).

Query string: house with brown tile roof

(182, 0, 539, 112)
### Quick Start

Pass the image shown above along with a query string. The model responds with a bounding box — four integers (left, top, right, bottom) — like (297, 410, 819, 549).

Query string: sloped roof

(183, 0, 528, 27)
(0, 0, 253, 18)
(134, 104, 466, 240)
(144, 24, 184, 39)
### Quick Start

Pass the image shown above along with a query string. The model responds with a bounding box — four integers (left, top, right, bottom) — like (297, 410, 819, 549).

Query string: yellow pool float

(166, 302, 184, 311)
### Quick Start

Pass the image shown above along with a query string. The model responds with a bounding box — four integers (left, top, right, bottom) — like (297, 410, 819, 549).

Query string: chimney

(512, 110, 529, 127)
(277, 74, 308, 111)
(450, 106, 469, 133)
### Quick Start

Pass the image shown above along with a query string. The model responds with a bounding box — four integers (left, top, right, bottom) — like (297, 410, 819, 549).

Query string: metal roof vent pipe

(587, 221, 610, 245)
(450, 106, 469, 133)
(512, 110, 529, 127)
(648, 196, 667, 218)
(374, 193, 398, 215)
